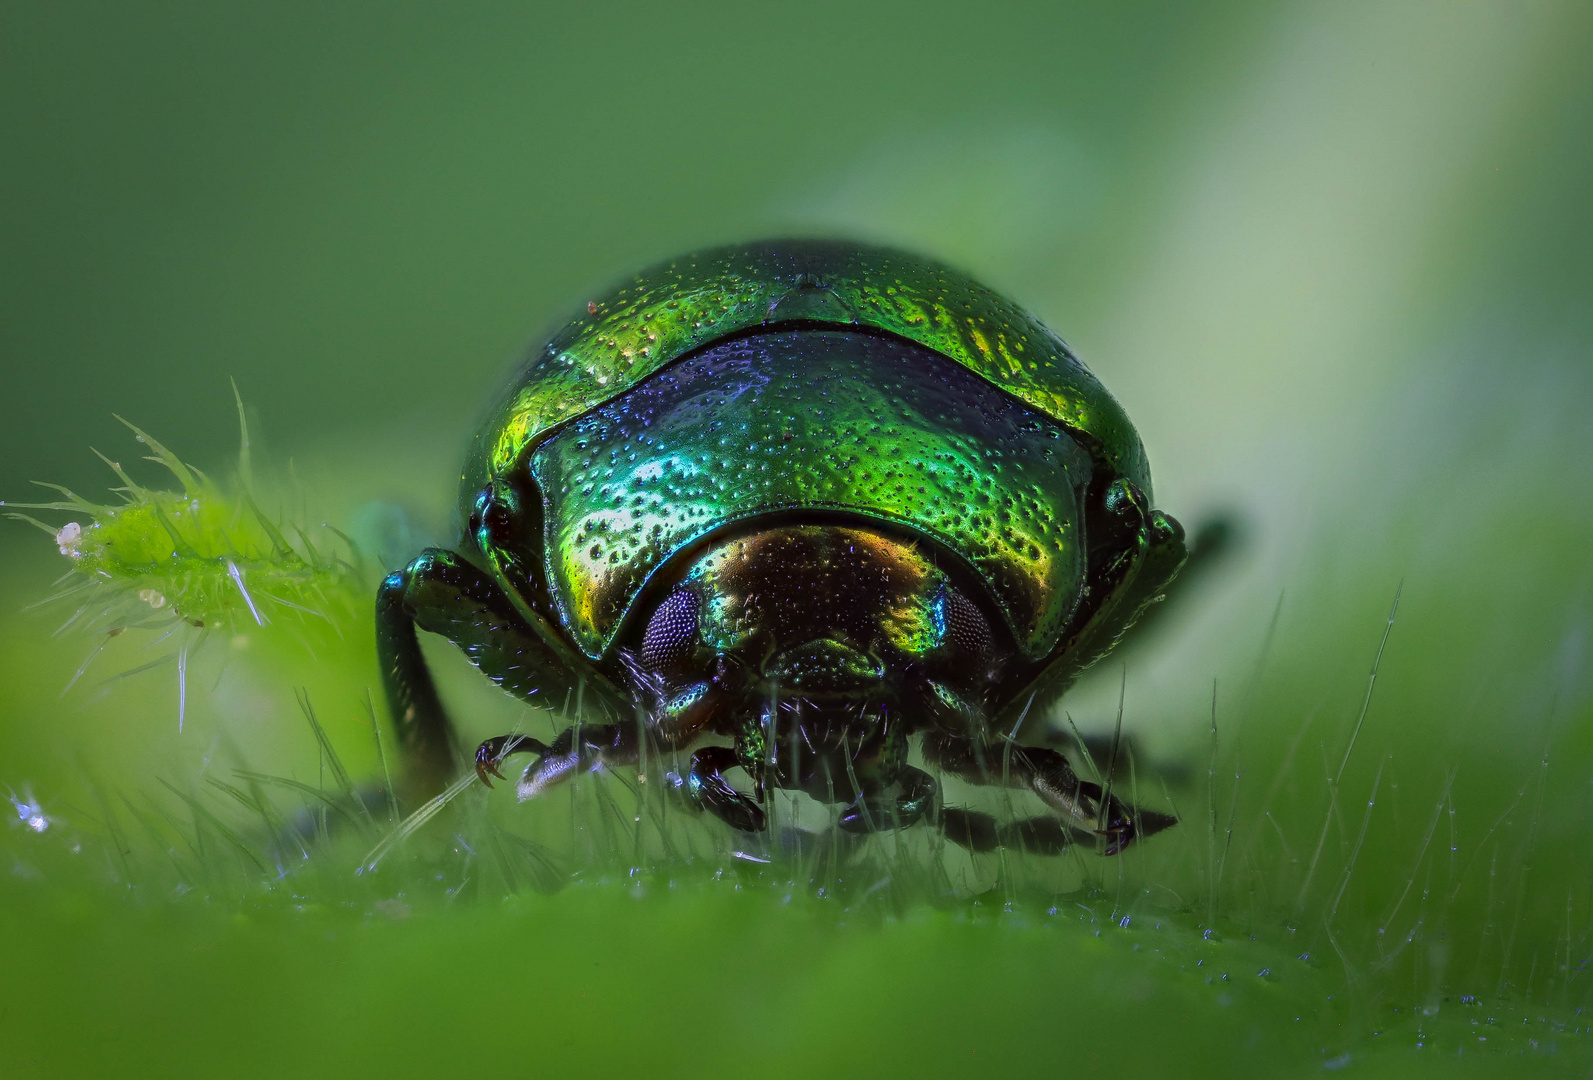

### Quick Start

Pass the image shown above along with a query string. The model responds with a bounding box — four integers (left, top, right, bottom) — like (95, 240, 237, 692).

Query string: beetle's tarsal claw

(1097, 805, 1178, 855)
(474, 733, 547, 790)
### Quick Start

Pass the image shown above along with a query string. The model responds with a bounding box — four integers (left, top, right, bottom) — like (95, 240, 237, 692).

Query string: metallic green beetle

(377, 240, 1185, 855)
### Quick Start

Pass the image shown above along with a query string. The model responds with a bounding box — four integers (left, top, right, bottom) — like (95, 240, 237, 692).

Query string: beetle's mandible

(377, 240, 1185, 856)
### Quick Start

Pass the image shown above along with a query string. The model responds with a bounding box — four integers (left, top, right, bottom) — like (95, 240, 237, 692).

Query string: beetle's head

(619, 523, 1013, 742)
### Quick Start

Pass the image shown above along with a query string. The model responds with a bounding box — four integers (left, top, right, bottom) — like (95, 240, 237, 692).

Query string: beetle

(376, 240, 1185, 856)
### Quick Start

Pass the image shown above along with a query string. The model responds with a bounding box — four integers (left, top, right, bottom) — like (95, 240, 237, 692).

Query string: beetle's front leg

(923, 731, 1097, 825)
(1013, 745, 1176, 854)
(474, 733, 548, 787)
(922, 733, 1175, 855)
(377, 548, 613, 800)
(473, 723, 637, 801)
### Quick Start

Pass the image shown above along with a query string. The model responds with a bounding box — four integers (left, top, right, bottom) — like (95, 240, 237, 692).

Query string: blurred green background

(4, 2, 1593, 1076)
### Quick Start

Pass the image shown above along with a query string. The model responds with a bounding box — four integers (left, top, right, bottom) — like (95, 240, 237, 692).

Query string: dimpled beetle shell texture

(531, 330, 1094, 662)
(460, 239, 1151, 527)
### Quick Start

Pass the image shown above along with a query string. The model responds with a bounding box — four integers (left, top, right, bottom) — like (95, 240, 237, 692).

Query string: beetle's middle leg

(677, 745, 766, 833)
(836, 766, 939, 834)
(935, 808, 1074, 855)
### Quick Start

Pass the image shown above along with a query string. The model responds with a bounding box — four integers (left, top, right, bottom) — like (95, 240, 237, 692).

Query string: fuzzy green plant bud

(3, 394, 364, 722)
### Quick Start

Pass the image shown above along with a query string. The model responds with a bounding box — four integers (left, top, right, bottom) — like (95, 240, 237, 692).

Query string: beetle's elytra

(377, 240, 1185, 855)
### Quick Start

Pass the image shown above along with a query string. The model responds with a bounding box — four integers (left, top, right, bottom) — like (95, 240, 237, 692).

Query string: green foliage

(3, 405, 1590, 1075)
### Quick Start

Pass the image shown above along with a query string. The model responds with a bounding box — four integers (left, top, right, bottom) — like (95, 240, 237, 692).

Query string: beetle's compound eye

(930, 583, 987, 659)
(471, 482, 518, 551)
(919, 584, 1003, 717)
(941, 585, 993, 660)
(641, 587, 699, 675)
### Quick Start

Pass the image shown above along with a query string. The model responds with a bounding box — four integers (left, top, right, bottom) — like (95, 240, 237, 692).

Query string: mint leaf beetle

(377, 241, 1186, 855)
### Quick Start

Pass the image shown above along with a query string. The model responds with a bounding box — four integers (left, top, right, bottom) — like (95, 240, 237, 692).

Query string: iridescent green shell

(529, 331, 1094, 661)
(460, 240, 1149, 522)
